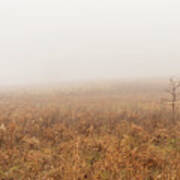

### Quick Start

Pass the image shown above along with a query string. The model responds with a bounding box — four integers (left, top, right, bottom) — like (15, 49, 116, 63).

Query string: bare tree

(166, 77, 180, 123)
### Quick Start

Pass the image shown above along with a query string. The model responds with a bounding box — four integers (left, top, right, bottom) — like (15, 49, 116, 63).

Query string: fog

(0, 0, 180, 85)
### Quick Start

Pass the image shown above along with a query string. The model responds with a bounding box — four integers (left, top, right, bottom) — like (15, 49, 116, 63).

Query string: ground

(0, 81, 180, 179)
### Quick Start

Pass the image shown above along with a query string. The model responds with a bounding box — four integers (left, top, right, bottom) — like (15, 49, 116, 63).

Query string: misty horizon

(0, 0, 180, 85)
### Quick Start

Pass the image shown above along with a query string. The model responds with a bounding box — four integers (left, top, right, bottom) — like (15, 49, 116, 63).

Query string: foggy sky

(0, 0, 180, 85)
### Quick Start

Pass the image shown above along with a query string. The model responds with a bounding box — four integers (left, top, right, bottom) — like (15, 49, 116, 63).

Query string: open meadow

(0, 80, 180, 180)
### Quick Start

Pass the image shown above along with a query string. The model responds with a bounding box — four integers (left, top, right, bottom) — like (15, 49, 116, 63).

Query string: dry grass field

(0, 80, 180, 180)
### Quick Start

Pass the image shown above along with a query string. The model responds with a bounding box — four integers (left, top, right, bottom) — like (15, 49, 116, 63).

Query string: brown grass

(0, 81, 180, 180)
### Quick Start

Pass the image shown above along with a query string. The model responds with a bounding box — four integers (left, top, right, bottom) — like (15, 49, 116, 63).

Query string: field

(0, 80, 180, 180)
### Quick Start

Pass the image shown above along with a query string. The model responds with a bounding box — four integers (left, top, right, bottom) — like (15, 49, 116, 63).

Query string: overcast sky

(0, 0, 180, 84)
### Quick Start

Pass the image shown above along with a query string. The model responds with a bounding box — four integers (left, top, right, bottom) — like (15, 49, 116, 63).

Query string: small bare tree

(166, 77, 180, 123)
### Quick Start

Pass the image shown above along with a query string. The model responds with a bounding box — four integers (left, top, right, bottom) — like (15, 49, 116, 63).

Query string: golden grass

(0, 82, 180, 180)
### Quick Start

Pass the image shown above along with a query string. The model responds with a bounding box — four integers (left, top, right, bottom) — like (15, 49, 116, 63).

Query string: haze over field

(0, 0, 180, 85)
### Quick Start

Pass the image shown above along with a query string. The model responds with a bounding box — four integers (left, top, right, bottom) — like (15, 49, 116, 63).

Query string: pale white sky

(0, 0, 180, 84)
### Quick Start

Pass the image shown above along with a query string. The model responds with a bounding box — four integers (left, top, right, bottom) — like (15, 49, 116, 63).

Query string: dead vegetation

(0, 81, 180, 179)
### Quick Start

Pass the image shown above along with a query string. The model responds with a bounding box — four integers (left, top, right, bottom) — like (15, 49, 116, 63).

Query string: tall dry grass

(0, 81, 180, 179)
